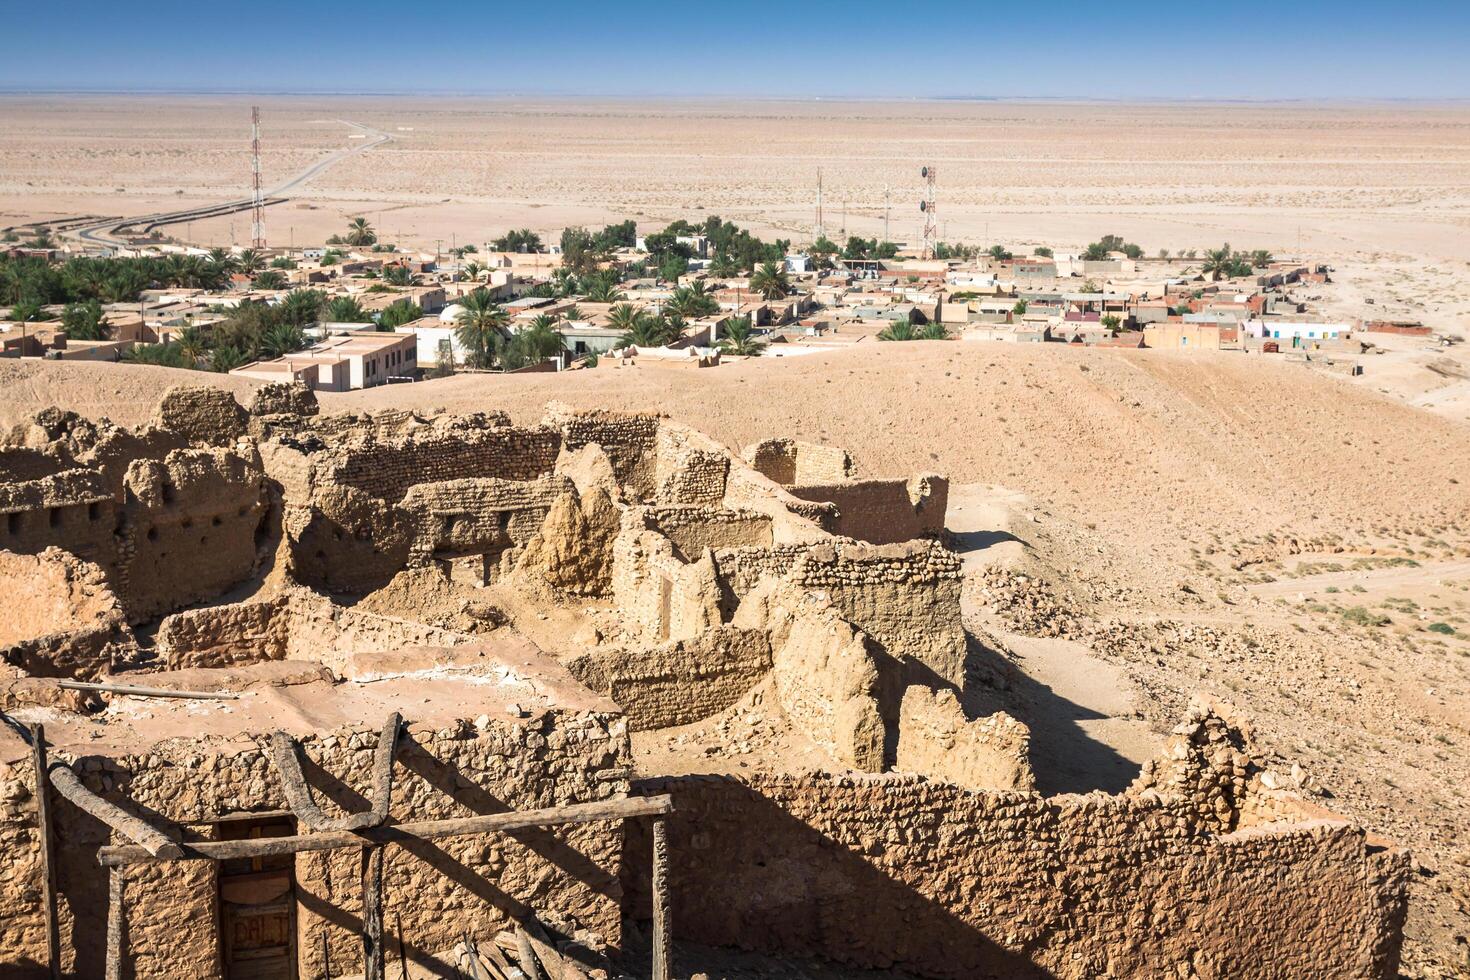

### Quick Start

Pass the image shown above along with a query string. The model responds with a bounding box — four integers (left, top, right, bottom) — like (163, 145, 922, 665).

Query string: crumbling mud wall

(896, 686, 1034, 792)
(566, 626, 772, 729)
(786, 474, 949, 545)
(0, 708, 632, 980)
(628, 702, 1410, 980)
(0, 548, 132, 684)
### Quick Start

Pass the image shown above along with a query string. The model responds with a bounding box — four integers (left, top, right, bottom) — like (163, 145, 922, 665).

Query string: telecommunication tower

(883, 184, 891, 244)
(250, 106, 266, 249)
(919, 165, 937, 259)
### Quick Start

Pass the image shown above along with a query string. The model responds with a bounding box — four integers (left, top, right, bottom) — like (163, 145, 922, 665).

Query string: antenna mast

(884, 184, 890, 243)
(250, 106, 266, 249)
(919, 165, 937, 259)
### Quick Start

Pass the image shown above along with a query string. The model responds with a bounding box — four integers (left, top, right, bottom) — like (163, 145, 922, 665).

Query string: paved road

(67, 119, 393, 248)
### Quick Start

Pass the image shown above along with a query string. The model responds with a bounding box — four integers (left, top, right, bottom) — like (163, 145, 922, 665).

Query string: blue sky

(4, 0, 1467, 100)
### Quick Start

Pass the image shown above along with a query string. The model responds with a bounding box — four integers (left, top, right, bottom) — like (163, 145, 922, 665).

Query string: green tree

(125, 342, 190, 368)
(382, 264, 414, 287)
(750, 261, 790, 300)
(454, 288, 509, 368)
(560, 226, 606, 277)
(60, 300, 107, 340)
(717, 316, 765, 356)
(492, 229, 542, 253)
(988, 244, 1013, 261)
(377, 299, 422, 330)
(279, 289, 325, 327)
(1012, 300, 1028, 315)
(237, 249, 264, 274)
(462, 261, 485, 282)
(917, 321, 952, 340)
(209, 345, 248, 373)
(175, 324, 208, 365)
(253, 270, 287, 290)
(877, 319, 917, 342)
(259, 322, 308, 359)
(1250, 249, 1273, 268)
(1033, 246, 1053, 258)
(9, 299, 50, 323)
(1100, 314, 1122, 336)
(325, 295, 372, 323)
(607, 302, 642, 334)
(617, 312, 675, 350)
(1202, 244, 1235, 281)
(345, 217, 377, 247)
(658, 253, 689, 283)
(667, 282, 719, 319)
(582, 272, 625, 304)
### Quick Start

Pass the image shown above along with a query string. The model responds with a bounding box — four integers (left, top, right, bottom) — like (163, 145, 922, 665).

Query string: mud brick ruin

(0, 384, 1409, 978)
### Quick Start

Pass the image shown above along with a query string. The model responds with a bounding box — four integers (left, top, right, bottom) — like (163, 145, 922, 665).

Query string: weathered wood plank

(362, 845, 386, 980)
(29, 724, 61, 980)
(56, 679, 240, 700)
(98, 794, 674, 865)
(48, 763, 183, 859)
(651, 815, 671, 980)
(268, 712, 401, 832)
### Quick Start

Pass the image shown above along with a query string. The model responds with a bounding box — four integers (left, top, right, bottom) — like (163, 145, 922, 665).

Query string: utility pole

(815, 168, 824, 244)
(250, 106, 266, 249)
(884, 184, 890, 244)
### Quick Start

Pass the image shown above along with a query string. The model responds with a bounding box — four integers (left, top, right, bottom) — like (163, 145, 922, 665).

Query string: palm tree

(325, 295, 372, 323)
(1250, 249, 1273, 268)
(175, 324, 207, 365)
(253, 270, 287, 290)
(259, 322, 307, 359)
(61, 300, 108, 340)
(462, 261, 485, 282)
(377, 299, 421, 330)
(208, 248, 239, 274)
(917, 321, 951, 340)
(209, 345, 248, 373)
(237, 248, 265, 275)
(717, 316, 765, 356)
(749, 262, 790, 300)
(280, 289, 325, 327)
(454, 288, 509, 369)
(710, 251, 739, 277)
(667, 282, 719, 319)
(345, 217, 377, 247)
(617, 313, 673, 350)
(877, 318, 918, 342)
(1202, 244, 1234, 281)
(515, 318, 565, 361)
(561, 304, 584, 322)
(582, 272, 625, 304)
(607, 302, 641, 334)
(382, 264, 414, 287)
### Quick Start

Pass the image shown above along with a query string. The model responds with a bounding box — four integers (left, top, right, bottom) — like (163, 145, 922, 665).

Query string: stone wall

(565, 626, 772, 730)
(787, 540, 966, 688)
(0, 709, 631, 980)
(400, 474, 571, 562)
(0, 549, 131, 683)
(896, 687, 1034, 792)
(321, 427, 561, 503)
(733, 584, 889, 772)
(652, 425, 728, 505)
(743, 438, 854, 486)
(644, 506, 774, 562)
(117, 448, 270, 621)
(627, 765, 1409, 980)
(550, 407, 662, 496)
(787, 474, 948, 546)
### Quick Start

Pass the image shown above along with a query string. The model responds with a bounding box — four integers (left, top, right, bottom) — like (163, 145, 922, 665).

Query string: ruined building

(0, 385, 1408, 978)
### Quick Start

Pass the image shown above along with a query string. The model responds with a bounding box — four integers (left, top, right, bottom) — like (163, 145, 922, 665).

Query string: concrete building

(231, 330, 417, 391)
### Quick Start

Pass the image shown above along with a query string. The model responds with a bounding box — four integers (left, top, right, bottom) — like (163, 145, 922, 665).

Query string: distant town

(0, 212, 1444, 391)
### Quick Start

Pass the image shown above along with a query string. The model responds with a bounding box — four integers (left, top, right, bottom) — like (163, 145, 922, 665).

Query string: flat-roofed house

(231, 330, 417, 391)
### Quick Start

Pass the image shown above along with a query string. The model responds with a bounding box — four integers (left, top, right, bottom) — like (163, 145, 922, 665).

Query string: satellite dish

(920, 166, 929, 178)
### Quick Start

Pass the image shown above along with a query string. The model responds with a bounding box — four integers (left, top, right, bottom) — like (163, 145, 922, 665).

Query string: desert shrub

(1342, 606, 1391, 627)
(1428, 622, 1455, 636)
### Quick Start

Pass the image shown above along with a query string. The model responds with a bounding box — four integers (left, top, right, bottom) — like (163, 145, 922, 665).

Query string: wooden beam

(47, 763, 183, 859)
(268, 712, 401, 832)
(56, 679, 240, 700)
(104, 866, 124, 980)
(28, 724, 61, 980)
(362, 845, 385, 980)
(651, 815, 671, 980)
(99, 794, 674, 866)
